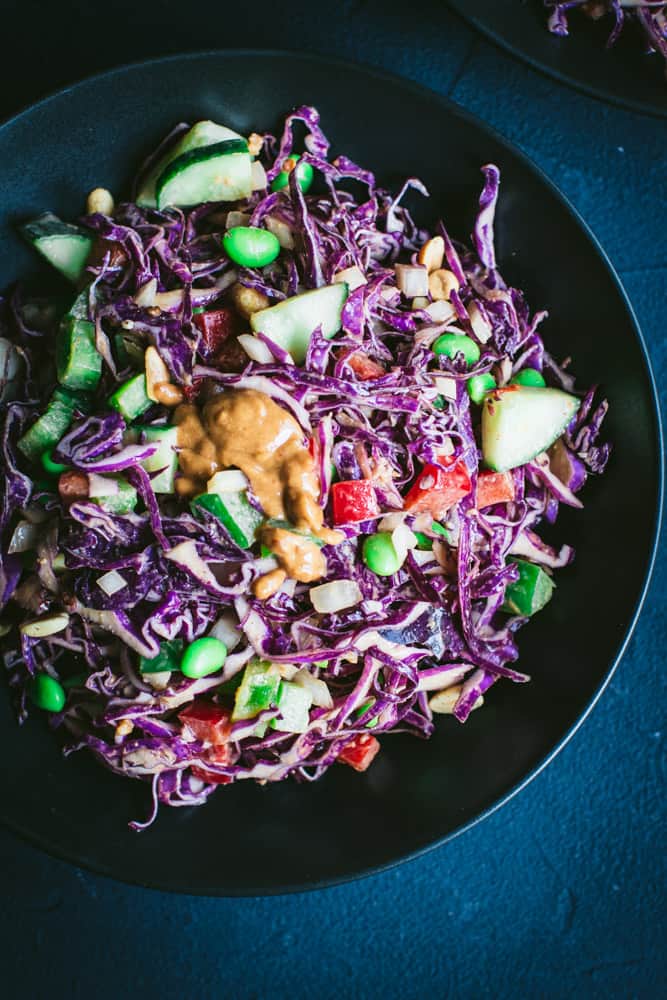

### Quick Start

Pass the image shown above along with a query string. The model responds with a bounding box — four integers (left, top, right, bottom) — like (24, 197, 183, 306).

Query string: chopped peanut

(428, 268, 460, 302)
(153, 382, 184, 407)
(86, 187, 114, 215)
(252, 568, 287, 600)
(145, 346, 171, 402)
(114, 719, 134, 743)
(174, 476, 199, 498)
(282, 157, 298, 173)
(418, 236, 445, 274)
(247, 132, 264, 157)
(230, 282, 270, 319)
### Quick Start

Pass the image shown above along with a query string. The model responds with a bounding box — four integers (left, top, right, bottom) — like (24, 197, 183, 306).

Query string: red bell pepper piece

(191, 767, 233, 785)
(331, 480, 379, 524)
(476, 471, 515, 509)
(403, 457, 471, 518)
(179, 702, 232, 745)
(337, 733, 380, 772)
(193, 308, 241, 361)
(346, 352, 385, 381)
(190, 740, 233, 785)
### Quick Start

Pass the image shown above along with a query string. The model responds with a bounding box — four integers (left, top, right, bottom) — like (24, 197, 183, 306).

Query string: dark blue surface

(1, 3, 665, 996)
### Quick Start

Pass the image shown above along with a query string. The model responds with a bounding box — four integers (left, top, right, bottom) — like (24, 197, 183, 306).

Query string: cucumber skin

(481, 386, 580, 473)
(155, 140, 251, 209)
(136, 121, 243, 207)
(135, 425, 178, 493)
(21, 213, 92, 284)
(56, 317, 102, 391)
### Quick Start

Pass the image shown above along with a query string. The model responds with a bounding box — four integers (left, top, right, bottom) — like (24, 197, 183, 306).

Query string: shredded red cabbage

(0, 107, 610, 829)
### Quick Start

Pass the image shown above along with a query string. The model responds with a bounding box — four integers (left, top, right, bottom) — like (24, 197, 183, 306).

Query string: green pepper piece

(502, 559, 554, 616)
(140, 639, 184, 674)
(232, 659, 281, 721)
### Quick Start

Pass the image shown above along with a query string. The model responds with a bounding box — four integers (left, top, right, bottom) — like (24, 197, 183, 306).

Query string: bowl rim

(0, 48, 663, 896)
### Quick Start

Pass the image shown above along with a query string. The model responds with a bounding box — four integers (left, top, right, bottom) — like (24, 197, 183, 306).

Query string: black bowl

(448, 0, 667, 119)
(0, 52, 661, 895)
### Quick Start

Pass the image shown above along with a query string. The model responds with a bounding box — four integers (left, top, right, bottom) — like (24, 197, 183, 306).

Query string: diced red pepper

(403, 457, 471, 518)
(190, 740, 233, 785)
(331, 479, 379, 525)
(476, 471, 515, 509)
(191, 765, 233, 786)
(346, 352, 385, 381)
(193, 308, 242, 361)
(337, 733, 380, 772)
(178, 702, 232, 745)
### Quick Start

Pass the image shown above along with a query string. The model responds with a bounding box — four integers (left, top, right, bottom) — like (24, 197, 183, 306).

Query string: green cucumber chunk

(21, 213, 92, 283)
(250, 283, 348, 365)
(56, 316, 102, 391)
(89, 475, 138, 514)
(481, 386, 580, 473)
(502, 559, 554, 616)
(269, 680, 312, 733)
(191, 491, 264, 549)
(140, 638, 183, 674)
(232, 659, 281, 721)
(137, 121, 244, 207)
(17, 387, 90, 462)
(156, 140, 252, 209)
(108, 373, 152, 421)
(135, 424, 178, 493)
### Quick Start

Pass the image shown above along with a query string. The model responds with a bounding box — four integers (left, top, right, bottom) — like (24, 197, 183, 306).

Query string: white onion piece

(333, 265, 367, 291)
(378, 512, 407, 532)
(8, 520, 40, 554)
(411, 549, 436, 566)
(207, 469, 249, 494)
(87, 473, 116, 498)
(133, 278, 157, 307)
(433, 376, 457, 401)
(394, 264, 429, 298)
(425, 299, 456, 323)
(20, 613, 70, 637)
(411, 296, 429, 310)
(309, 579, 362, 614)
(467, 302, 492, 344)
(208, 611, 242, 651)
(97, 570, 128, 596)
(293, 667, 333, 708)
(237, 334, 276, 364)
(251, 160, 267, 191)
(391, 522, 418, 563)
(265, 216, 295, 250)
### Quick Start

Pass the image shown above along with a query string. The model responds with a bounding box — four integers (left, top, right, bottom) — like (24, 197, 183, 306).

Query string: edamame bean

(41, 449, 68, 476)
(222, 227, 280, 268)
(510, 368, 546, 388)
(180, 636, 228, 678)
(30, 673, 66, 712)
(270, 156, 314, 194)
(432, 334, 480, 366)
(362, 532, 402, 577)
(467, 372, 496, 404)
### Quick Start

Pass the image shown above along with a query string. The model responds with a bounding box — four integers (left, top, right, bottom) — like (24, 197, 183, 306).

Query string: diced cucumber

(481, 386, 580, 472)
(88, 474, 137, 514)
(191, 491, 264, 549)
(56, 316, 102, 391)
(21, 212, 92, 283)
(17, 386, 88, 462)
(140, 638, 183, 674)
(136, 121, 244, 207)
(108, 373, 152, 421)
(250, 283, 348, 365)
(156, 140, 252, 209)
(269, 680, 312, 733)
(502, 559, 554, 617)
(135, 424, 178, 493)
(232, 659, 281, 722)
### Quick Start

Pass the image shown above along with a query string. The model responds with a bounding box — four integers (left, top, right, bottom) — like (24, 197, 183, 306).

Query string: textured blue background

(1, 3, 665, 997)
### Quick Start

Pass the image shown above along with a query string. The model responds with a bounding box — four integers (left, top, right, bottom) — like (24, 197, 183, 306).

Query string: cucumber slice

(108, 373, 152, 422)
(135, 424, 178, 493)
(269, 680, 312, 733)
(56, 316, 102, 391)
(156, 140, 252, 209)
(481, 386, 580, 472)
(17, 386, 90, 462)
(191, 490, 264, 549)
(89, 474, 138, 514)
(250, 283, 349, 365)
(136, 121, 244, 207)
(21, 213, 92, 283)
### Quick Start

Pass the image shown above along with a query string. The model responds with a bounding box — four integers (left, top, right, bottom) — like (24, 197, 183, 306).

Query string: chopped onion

(293, 668, 333, 708)
(87, 473, 116, 498)
(309, 579, 362, 614)
(143, 671, 171, 691)
(97, 570, 128, 596)
(411, 549, 436, 566)
(429, 684, 483, 715)
(208, 611, 242, 651)
(467, 302, 492, 344)
(425, 299, 456, 323)
(237, 334, 276, 364)
(251, 160, 267, 191)
(394, 264, 429, 298)
(265, 216, 295, 250)
(225, 211, 251, 230)
(378, 512, 407, 532)
(20, 613, 70, 638)
(8, 520, 40, 554)
(207, 469, 249, 494)
(411, 296, 429, 310)
(277, 663, 299, 680)
(391, 522, 418, 563)
(133, 278, 157, 307)
(333, 265, 367, 291)
(433, 376, 457, 401)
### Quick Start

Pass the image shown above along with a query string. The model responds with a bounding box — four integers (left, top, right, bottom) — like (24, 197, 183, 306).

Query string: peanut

(418, 235, 445, 273)
(428, 268, 460, 302)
